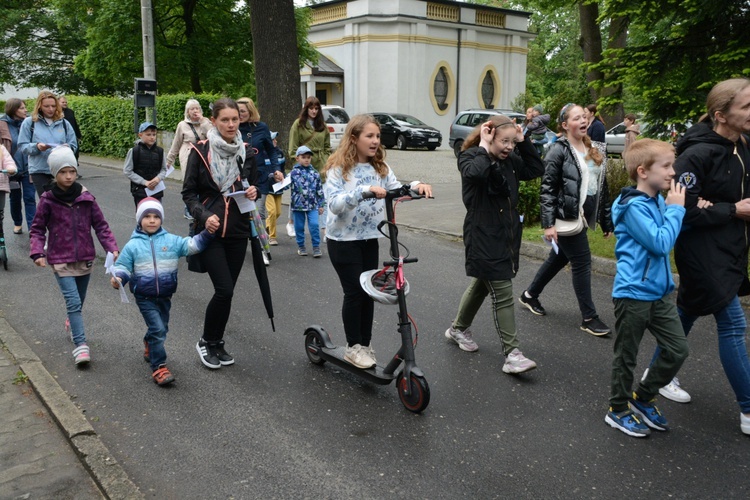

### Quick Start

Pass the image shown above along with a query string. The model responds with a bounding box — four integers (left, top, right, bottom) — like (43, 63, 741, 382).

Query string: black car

(371, 113, 442, 150)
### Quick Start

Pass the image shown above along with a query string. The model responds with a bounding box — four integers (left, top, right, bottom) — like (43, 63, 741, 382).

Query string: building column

(306, 81, 316, 99)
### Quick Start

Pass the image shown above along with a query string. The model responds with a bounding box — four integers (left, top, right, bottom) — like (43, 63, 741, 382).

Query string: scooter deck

(319, 346, 398, 385)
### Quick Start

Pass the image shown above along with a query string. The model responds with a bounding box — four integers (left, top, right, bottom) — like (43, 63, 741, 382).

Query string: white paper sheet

(542, 235, 559, 254)
(164, 165, 175, 178)
(104, 252, 129, 303)
(226, 191, 256, 214)
(272, 174, 292, 193)
(145, 181, 166, 196)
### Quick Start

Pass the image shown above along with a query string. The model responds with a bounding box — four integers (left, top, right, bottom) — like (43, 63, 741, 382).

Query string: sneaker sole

(444, 329, 479, 352)
(659, 386, 691, 403)
(75, 357, 90, 366)
(344, 354, 375, 369)
(195, 343, 221, 370)
(219, 358, 235, 366)
(580, 326, 611, 336)
(630, 406, 668, 431)
(518, 297, 546, 316)
(502, 363, 537, 374)
(604, 414, 651, 437)
(154, 376, 175, 386)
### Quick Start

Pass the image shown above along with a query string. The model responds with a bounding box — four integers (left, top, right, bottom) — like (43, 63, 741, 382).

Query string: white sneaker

(642, 368, 691, 403)
(502, 348, 537, 374)
(286, 222, 295, 237)
(362, 345, 377, 364)
(741, 413, 750, 435)
(344, 344, 376, 369)
(445, 326, 479, 352)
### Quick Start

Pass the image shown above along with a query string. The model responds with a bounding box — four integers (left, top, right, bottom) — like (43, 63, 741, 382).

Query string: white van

(322, 105, 350, 150)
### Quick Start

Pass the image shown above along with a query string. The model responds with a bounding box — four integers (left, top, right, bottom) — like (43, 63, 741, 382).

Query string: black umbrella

(249, 235, 275, 332)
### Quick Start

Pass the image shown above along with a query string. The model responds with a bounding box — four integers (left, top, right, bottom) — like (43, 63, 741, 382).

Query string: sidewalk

(0, 318, 143, 499)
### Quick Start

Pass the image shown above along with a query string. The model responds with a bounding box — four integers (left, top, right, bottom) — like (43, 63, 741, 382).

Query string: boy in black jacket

(124, 122, 168, 208)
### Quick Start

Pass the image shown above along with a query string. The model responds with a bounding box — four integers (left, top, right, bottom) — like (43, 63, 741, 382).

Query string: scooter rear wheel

(397, 372, 430, 413)
(304, 330, 326, 365)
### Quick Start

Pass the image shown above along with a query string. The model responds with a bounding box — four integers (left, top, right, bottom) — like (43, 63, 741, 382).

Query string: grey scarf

(207, 128, 245, 194)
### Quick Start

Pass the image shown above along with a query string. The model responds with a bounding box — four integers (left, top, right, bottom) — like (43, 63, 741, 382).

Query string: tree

(249, 0, 315, 155)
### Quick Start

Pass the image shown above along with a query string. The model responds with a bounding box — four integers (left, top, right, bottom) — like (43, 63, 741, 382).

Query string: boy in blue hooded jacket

(111, 197, 213, 385)
(605, 139, 689, 437)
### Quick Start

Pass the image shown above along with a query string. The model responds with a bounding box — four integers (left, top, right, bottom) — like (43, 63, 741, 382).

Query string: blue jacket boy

(290, 162, 324, 212)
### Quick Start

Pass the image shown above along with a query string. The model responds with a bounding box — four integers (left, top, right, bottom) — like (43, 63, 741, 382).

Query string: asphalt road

(1, 162, 748, 498)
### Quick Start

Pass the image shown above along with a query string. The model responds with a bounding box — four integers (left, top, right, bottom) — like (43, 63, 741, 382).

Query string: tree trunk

(183, 0, 202, 94)
(578, 2, 602, 105)
(249, 0, 301, 160)
(599, 15, 629, 126)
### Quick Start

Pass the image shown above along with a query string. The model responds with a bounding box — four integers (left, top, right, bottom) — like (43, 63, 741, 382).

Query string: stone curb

(0, 318, 144, 500)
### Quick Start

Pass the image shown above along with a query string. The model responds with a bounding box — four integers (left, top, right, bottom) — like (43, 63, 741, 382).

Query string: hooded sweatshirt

(673, 121, 750, 315)
(612, 186, 685, 301)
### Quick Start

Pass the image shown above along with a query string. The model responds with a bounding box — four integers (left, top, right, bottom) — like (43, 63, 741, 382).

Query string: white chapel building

(300, 0, 535, 141)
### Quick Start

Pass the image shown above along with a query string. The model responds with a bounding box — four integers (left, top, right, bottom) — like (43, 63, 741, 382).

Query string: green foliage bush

(518, 178, 541, 225)
(64, 93, 222, 158)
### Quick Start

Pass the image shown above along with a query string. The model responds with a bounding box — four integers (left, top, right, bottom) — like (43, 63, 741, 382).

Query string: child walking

(124, 122, 168, 208)
(605, 139, 689, 437)
(30, 146, 119, 366)
(290, 145, 324, 257)
(110, 198, 214, 385)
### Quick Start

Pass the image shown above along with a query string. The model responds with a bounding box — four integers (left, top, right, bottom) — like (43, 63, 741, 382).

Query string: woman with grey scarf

(182, 98, 258, 370)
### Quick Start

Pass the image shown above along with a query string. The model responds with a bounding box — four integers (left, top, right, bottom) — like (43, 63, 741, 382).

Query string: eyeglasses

(496, 138, 519, 147)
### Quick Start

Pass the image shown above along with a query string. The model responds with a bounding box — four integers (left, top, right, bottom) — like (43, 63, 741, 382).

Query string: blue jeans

(293, 210, 320, 249)
(54, 273, 91, 346)
(653, 296, 750, 413)
(136, 296, 172, 370)
(9, 174, 37, 230)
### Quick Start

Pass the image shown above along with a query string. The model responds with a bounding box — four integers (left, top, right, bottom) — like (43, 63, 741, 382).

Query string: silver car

(605, 122, 627, 156)
(449, 109, 525, 157)
(322, 105, 350, 150)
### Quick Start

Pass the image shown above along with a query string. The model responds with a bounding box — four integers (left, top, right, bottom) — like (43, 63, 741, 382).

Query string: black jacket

(673, 121, 750, 315)
(181, 140, 258, 239)
(460, 138, 544, 280)
(539, 138, 613, 233)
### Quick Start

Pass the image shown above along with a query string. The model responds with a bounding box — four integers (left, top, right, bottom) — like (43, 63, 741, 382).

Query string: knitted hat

(48, 146, 78, 178)
(533, 104, 544, 114)
(136, 197, 164, 225)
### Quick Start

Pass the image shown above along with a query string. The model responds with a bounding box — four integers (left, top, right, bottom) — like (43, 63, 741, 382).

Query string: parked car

(605, 122, 628, 156)
(370, 113, 442, 150)
(449, 109, 526, 157)
(322, 105, 350, 150)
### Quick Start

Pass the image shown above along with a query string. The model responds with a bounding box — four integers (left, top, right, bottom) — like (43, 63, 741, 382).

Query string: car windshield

(392, 114, 426, 126)
(324, 108, 350, 124)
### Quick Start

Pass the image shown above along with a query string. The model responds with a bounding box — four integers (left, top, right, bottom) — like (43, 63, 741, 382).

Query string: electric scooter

(303, 185, 430, 413)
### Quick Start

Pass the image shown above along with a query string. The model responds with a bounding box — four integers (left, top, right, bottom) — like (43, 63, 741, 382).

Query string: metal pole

(141, 0, 156, 123)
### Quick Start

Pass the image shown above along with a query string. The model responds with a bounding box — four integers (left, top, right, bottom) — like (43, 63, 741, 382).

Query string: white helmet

(360, 268, 410, 305)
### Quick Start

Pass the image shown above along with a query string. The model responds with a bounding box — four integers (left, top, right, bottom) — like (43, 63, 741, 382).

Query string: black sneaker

(196, 339, 221, 369)
(213, 340, 235, 366)
(581, 317, 611, 336)
(518, 292, 546, 316)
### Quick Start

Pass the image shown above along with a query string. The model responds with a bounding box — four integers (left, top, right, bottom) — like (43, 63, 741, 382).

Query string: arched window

(434, 67, 449, 111)
(430, 62, 455, 116)
(481, 71, 495, 108)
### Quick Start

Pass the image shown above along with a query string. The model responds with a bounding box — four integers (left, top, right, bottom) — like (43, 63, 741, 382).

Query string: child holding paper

(111, 198, 214, 385)
(29, 147, 119, 366)
(124, 122, 168, 208)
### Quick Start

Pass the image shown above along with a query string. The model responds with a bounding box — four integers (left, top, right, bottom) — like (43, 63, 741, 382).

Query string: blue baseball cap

(138, 122, 157, 133)
(295, 145, 313, 156)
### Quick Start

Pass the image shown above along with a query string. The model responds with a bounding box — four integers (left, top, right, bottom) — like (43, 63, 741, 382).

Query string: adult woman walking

(182, 98, 258, 370)
(166, 99, 212, 220)
(653, 79, 750, 433)
(444, 115, 544, 374)
(18, 91, 78, 197)
(518, 103, 613, 336)
(237, 98, 281, 232)
(288, 97, 330, 236)
(0, 98, 36, 233)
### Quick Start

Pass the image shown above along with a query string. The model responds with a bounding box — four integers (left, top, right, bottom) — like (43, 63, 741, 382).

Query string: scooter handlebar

(383, 257, 418, 266)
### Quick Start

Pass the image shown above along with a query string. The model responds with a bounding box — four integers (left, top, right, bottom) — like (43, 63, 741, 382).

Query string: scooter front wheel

(397, 372, 430, 413)
(304, 330, 326, 365)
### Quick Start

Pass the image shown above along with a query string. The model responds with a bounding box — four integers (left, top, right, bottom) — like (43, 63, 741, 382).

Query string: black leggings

(327, 238, 379, 347)
(201, 237, 248, 341)
(31, 173, 54, 198)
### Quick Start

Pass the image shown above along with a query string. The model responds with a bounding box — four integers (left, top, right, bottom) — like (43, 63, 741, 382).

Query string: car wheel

(396, 135, 407, 150)
(453, 140, 463, 158)
(427, 145, 437, 151)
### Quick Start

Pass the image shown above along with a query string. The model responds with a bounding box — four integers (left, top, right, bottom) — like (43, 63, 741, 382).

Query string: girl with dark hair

(323, 114, 431, 369)
(445, 115, 544, 374)
(182, 98, 259, 370)
(519, 103, 613, 336)
(0, 98, 36, 233)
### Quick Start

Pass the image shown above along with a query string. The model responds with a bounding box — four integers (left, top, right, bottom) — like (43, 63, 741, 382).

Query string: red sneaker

(152, 365, 175, 386)
(143, 341, 150, 362)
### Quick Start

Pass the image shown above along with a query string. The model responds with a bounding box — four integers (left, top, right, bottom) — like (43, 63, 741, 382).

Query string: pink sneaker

(502, 348, 537, 374)
(72, 344, 90, 365)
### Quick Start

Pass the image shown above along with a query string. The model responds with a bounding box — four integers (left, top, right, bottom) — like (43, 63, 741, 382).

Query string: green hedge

(65, 93, 222, 158)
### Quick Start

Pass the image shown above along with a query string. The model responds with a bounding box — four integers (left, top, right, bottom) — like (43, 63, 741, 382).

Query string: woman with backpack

(18, 91, 78, 197)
